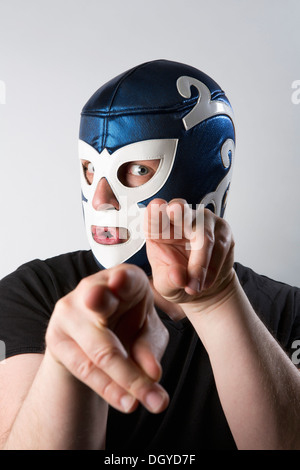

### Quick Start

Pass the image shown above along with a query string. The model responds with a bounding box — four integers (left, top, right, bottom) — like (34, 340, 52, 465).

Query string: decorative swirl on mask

(221, 138, 234, 169)
(200, 138, 235, 217)
(176, 76, 235, 131)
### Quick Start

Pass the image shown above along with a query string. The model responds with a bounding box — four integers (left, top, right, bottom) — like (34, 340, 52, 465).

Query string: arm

(146, 199, 300, 450)
(1, 264, 169, 450)
(1, 352, 108, 450)
(182, 273, 300, 450)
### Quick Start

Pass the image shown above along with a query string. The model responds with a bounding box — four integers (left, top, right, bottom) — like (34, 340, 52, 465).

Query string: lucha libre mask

(79, 59, 235, 274)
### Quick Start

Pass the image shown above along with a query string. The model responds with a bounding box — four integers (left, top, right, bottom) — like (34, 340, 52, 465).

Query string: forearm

(182, 273, 300, 450)
(2, 349, 107, 450)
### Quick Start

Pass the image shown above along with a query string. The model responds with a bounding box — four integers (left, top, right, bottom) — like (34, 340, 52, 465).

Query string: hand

(145, 199, 235, 306)
(45, 264, 169, 414)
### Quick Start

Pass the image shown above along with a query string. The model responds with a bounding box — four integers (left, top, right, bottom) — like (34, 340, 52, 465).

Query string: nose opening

(92, 177, 120, 211)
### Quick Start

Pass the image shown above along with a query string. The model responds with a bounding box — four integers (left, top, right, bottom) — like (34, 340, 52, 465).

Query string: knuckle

(49, 297, 75, 336)
(55, 295, 71, 313)
(126, 373, 145, 395)
(215, 221, 233, 249)
(203, 227, 215, 245)
(93, 345, 121, 369)
(78, 276, 92, 291)
(217, 217, 231, 234)
(215, 232, 230, 249)
(125, 263, 147, 280)
(53, 294, 75, 322)
(73, 357, 94, 381)
(204, 207, 214, 218)
(100, 377, 116, 401)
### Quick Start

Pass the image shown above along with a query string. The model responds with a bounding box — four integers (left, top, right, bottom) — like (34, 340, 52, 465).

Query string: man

(0, 60, 299, 450)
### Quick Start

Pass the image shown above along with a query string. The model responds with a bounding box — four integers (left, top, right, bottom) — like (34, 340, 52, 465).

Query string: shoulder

(0, 251, 100, 359)
(234, 262, 300, 353)
(15, 249, 98, 277)
(234, 261, 300, 305)
(0, 250, 100, 307)
(2, 249, 98, 282)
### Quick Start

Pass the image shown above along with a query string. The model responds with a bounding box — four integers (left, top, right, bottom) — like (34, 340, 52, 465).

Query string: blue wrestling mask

(78, 59, 235, 273)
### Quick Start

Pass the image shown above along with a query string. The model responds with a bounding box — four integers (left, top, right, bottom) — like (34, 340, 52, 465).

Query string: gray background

(0, 0, 299, 286)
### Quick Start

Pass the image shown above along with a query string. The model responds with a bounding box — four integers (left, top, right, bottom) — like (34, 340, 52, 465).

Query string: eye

(81, 160, 95, 185)
(128, 164, 149, 176)
(117, 159, 160, 188)
(87, 162, 95, 173)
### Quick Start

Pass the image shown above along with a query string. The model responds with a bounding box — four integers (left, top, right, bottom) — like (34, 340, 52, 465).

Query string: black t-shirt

(0, 250, 299, 450)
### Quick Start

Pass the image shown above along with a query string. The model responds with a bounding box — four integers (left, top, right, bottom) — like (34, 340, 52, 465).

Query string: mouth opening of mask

(91, 225, 129, 245)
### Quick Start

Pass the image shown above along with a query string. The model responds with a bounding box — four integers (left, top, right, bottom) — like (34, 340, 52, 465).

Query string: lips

(91, 226, 129, 245)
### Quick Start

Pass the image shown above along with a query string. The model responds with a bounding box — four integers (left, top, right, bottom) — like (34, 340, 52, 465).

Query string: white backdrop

(0, 0, 300, 286)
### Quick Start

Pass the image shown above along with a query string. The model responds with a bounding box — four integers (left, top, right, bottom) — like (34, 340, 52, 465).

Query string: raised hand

(46, 264, 169, 414)
(145, 198, 235, 306)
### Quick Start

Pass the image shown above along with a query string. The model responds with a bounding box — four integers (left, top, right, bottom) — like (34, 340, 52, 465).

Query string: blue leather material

(79, 59, 235, 273)
(80, 59, 232, 154)
(82, 60, 223, 112)
(138, 115, 235, 210)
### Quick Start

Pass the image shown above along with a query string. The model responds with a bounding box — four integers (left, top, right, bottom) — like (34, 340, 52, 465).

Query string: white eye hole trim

(79, 138, 179, 206)
(117, 159, 161, 188)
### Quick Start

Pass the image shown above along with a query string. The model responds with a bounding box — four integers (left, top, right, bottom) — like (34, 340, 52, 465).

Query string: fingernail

(120, 395, 135, 412)
(145, 390, 166, 413)
(187, 278, 201, 293)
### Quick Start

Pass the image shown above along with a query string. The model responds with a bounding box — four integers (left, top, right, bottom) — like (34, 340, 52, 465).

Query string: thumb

(151, 260, 187, 300)
(130, 306, 169, 382)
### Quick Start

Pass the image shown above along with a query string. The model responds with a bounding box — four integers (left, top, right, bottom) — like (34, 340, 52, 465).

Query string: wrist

(180, 269, 239, 317)
(180, 271, 246, 351)
(42, 348, 84, 392)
